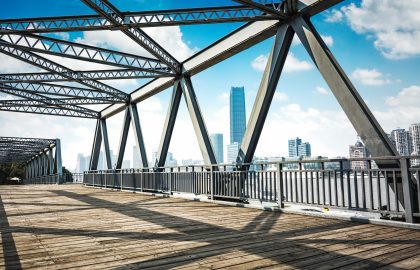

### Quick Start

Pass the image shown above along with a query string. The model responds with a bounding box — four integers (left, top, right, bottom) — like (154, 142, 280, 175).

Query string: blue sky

(1, 0, 420, 170)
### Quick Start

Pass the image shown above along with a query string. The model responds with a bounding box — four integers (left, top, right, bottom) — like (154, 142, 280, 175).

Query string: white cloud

(321, 35, 334, 47)
(342, 0, 420, 59)
(324, 9, 344, 23)
(75, 25, 197, 62)
(251, 53, 313, 73)
(256, 104, 355, 157)
(374, 85, 420, 130)
(251, 54, 268, 72)
(292, 35, 333, 47)
(385, 86, 420, 107)
(350, 68, 391, 86)
(315, 86, 329, 95)
(274, 92, 289, 101)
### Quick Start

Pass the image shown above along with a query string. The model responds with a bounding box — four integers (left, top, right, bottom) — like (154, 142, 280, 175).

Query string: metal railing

(84, 156, 420, 223)
(25, 173, 82, 184)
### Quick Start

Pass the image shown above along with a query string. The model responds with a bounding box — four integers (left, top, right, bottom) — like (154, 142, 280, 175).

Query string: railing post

(277, 162, 284, 208)
(210, 166, 214, 201)
(121, 169, 123, 191)
(400, 157, 414, 223)
(169, 168, 173, 195)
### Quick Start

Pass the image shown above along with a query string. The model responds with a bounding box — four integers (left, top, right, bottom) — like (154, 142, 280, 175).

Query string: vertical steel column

(401, 157, 414, 223)
(55, 139, 63, 184)
(290, 16, 398, 167)
(180, 76, 217, 165)
(115, 108, 131, 169)
(156, 80, 182, 168)
(42, 152, 47, 176)
(100, 118, 112, 169)
(89, 119, 103, 170)
(36, 155, 41, 177)
(237, 24, 294, 164)
(129, 103, 148, 168)
(48, 147, 54, 174)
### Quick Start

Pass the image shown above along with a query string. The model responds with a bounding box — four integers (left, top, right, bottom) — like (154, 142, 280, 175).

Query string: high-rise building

(133, 145, 141, 168)
(122, 160, 130, 169)
(288, 137, 302, 157)
(349, 138, 369, 170)
(85, 155, 91, 171)
(288, 137, 311, 157)
(298, 142, 311, 157)
(227, 142, 240, 164)
(98, 151, 104, 170)
(410, 123, 420, 166)
(390, 128, 411, 156)
(210, 133, 224, 163)
(76, 153, 86, 173)
(230, 86, 246, 144)
(151, 151, 177, 167)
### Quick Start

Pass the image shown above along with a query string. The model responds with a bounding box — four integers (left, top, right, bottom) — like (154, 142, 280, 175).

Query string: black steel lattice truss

(0, 0, 400, 173)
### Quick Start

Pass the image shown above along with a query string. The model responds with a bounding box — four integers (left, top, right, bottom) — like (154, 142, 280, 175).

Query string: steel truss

(0, 0, 400, 180)
(0, 136, 63, 183)
(0, 5, 280, 33)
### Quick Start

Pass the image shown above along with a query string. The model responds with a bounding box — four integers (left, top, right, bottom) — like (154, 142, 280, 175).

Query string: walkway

(1, 185, 419, 269)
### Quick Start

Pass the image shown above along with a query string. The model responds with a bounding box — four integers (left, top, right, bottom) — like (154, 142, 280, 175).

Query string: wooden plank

(0, 185, 419, 270)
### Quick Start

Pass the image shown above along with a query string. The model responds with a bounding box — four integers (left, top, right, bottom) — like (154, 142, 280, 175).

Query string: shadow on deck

(0, 184, 419, 269)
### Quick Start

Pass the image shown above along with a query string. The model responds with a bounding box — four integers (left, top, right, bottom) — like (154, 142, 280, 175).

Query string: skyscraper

(227, 142, 240, 164)
(133, 145, 141, 168)
(230, 86, 246, 144)
(288, 137, 311, 157)
(210, 133, 224, 163)
(76, 153, 86, 173)
(389, 128, 411, 156)
(298, 142, 311, 157)
(288, 137, 302, 157)
(410, 123, 420, 166)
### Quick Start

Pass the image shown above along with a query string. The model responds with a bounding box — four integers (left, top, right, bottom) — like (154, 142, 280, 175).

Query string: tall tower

(210, 133, 224, 163)
(230, 86, 246, 144)
(288, 137, 302, 157)
(410, 123, 420, 166)
(390, 128, 411, 156)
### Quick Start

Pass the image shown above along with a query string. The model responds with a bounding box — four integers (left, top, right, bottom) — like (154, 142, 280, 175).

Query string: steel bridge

(1, 0, 420, 268)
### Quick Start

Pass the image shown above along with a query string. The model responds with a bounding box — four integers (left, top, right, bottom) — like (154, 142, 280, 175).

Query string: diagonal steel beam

(180, 76, 216, 165)
(0, 33, 171, 74)
(0, 69, 172, 83)
(100, 118, 112, 169)
(155, 80, 182, 168)
(0, 44, 129, 101)
(115, 108, 131, 169)
(237, 24, 294, 165)
(290, 16, 398, 167)
(89, 119, 102, 170)
(81, 0, 181, 73)
(129, 103, 148, 168)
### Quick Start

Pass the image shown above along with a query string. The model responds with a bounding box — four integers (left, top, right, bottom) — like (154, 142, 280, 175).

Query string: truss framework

(0, 0, 401, 179)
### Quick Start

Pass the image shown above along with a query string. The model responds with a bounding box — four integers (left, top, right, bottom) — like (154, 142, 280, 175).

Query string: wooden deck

(0, 185, 419, 270)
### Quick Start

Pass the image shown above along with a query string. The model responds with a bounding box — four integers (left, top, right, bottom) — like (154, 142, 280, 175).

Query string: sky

(1, 0, 420, 170)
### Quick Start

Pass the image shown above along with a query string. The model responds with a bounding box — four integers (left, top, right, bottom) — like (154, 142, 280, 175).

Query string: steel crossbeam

(81, 0, 181, 73)
(0, 5, 279, 33)
(0, 33, 171, 74)
(0, 69, 171, 83)
(0, 45, 129, 101)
